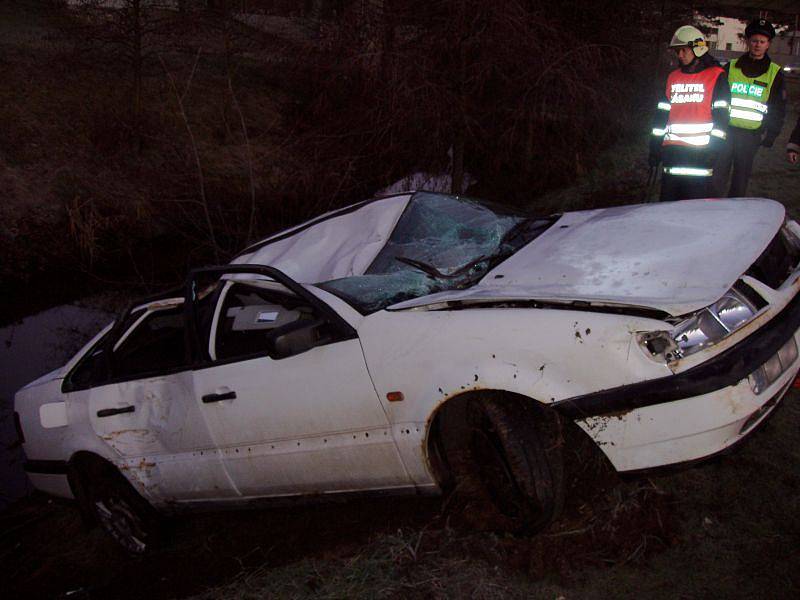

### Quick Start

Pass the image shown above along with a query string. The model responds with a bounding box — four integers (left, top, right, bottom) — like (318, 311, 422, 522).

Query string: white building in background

(704, 16, 747, 52)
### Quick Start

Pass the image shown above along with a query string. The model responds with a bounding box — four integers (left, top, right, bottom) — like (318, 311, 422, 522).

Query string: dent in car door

(88, 302, 236, 502)
(192, 274, 412, 498)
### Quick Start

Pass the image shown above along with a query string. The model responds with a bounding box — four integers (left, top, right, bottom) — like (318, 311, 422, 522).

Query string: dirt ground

(3, 393, 799, 599)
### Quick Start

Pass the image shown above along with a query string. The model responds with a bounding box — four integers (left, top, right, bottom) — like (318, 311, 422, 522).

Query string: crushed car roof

(234, 194, 411, 282)
(234, 193, 786, 317)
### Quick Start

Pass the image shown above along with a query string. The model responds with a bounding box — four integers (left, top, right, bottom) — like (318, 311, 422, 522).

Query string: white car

(14, 192, 800, 553)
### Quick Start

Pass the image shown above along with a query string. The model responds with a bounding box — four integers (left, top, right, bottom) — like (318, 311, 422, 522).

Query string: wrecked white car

(14, 192, 800, 553)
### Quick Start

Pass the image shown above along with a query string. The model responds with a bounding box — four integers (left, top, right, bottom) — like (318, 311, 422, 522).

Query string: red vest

(663, 66, 724, 148)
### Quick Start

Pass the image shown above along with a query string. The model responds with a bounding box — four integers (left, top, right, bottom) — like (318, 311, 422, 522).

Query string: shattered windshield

(317, 192, 553, 313)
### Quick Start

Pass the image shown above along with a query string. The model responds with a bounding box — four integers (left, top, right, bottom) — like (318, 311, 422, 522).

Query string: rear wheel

(80, 463, 160, 555)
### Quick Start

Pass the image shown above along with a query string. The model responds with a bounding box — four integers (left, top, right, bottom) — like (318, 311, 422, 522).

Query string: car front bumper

(554, 282, 800, 473)
(573, 361, 796, 473)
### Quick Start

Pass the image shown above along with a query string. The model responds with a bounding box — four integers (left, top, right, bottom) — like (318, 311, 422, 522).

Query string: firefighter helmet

(744, 18, 775, 40)
(669, 25, 709, 58)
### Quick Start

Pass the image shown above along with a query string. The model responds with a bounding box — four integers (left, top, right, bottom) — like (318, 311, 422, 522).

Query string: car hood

(390, 199, 786, 317)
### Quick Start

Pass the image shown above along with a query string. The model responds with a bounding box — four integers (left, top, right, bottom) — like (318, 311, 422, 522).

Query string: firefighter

(649, 26, 730, 202)
(715, 18, 787, 196)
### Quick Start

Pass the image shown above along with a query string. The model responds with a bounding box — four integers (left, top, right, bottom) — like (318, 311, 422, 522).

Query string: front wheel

(455, 397, 565, 533)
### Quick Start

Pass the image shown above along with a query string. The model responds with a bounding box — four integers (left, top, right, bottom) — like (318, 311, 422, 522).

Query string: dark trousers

(714, 127, 762, 197)
(660, 172, 713, 202)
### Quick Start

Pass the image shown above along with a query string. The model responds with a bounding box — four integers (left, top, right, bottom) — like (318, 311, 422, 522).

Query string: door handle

(97, 406, 135, 418)
(202, 391, 237, 403)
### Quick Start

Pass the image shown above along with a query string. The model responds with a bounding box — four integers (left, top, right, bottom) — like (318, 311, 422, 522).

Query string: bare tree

(68, 1, 177, 152)
(160, 49, 222, 263)
(296, 0, 646, 204)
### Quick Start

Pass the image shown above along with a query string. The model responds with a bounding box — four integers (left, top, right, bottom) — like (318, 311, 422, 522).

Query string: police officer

(650, 26, 730, 202)
(715, 18, 787, 196)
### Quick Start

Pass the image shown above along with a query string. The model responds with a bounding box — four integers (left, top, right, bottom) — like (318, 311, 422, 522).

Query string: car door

(190, 266, 411, 498)
(84, 297, 237, 502)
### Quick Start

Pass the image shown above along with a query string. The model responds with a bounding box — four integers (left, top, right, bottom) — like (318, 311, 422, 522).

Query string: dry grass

(0, 4, 301, 322)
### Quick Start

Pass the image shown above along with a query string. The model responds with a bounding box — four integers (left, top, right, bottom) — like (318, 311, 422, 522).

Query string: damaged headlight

(639, 287, 759, 362)
(672, 288, 757, 357)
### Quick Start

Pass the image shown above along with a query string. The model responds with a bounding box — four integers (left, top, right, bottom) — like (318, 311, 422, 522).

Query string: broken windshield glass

(317, 192, 553, 313)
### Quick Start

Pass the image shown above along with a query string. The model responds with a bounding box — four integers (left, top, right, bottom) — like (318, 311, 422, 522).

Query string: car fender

(16, 377, 128, 500)
(357, 307, 671, 486)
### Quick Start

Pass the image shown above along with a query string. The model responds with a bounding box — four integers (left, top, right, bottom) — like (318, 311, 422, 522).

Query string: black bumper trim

(24, 460, 69, 475)
(553, 287, 800, 420)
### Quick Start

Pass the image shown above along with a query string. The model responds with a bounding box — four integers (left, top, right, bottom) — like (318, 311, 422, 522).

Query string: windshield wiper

(498, 217, 532, 249)
(395, 255, 488, 280)
(394, 256, 444, 278)
(497, 216, 555, 250)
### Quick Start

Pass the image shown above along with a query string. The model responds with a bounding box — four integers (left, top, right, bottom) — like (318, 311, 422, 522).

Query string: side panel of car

(193, 339, 412, 497)
(357, 307, 672, 486)
(88, 371, 238, 502)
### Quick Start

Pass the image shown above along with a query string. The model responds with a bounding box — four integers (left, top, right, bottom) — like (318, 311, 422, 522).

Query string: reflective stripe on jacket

(660, 66, 726, 149)
(728, 58, 781, 130)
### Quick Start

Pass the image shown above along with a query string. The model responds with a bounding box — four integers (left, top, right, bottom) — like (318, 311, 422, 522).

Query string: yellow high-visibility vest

(728, 58, 781, 130)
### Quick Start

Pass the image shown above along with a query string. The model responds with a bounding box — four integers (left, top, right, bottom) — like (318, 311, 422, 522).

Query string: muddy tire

(443, 395, 564, 534)
(82, 465, 160, 555)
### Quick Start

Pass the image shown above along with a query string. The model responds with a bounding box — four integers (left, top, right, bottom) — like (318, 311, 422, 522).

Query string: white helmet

(669, 25, 708, 58)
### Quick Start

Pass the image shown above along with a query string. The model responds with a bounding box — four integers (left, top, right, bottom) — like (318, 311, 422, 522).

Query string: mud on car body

(14, 192, 800, 552)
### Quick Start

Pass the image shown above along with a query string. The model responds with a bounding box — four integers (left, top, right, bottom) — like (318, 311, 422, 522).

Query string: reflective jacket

(728, 58, 781, 130)
(660, 66, 727, 148)
(724, 54, 786, 143)
(650, 55, 730, 176)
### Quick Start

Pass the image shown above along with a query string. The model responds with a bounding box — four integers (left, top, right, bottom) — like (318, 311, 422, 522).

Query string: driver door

(191, 268, 411, 498)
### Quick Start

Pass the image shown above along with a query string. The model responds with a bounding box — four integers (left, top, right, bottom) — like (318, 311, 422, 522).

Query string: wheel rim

(94, 496, 148, 554)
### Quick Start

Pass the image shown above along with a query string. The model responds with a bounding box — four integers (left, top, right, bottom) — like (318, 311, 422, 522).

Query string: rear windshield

(317, 192, 553, 313)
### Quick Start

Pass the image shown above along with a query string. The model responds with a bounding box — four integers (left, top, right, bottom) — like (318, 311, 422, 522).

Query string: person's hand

(789, 150, 799, 165)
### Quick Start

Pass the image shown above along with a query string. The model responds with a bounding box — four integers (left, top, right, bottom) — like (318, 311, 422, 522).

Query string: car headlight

(638, 287, 759, 363)
(672, 288, 757, 357)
